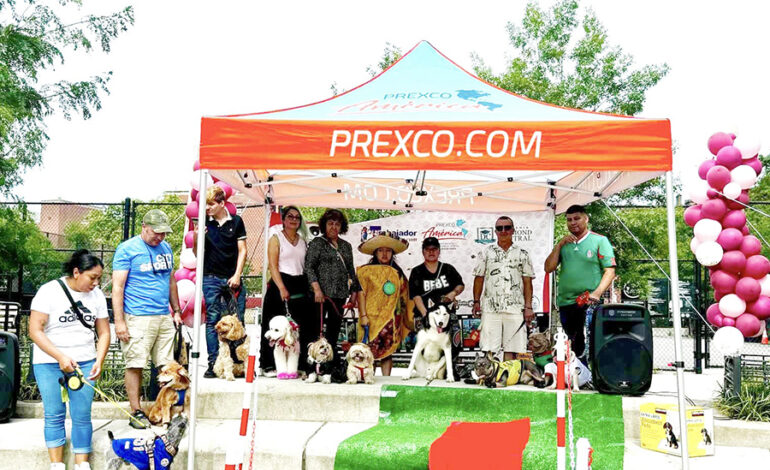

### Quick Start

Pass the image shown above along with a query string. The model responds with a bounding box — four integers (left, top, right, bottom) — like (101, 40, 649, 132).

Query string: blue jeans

(203, 275, 247, 366)
(33, 359, 96, 453)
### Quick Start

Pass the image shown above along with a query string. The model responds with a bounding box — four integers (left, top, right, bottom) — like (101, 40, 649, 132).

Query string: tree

(0, 0, 134, 196)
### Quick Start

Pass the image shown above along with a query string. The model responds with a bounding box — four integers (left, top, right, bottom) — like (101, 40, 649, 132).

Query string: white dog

(544, 350, 590, 391)
(345, 342, 375, 384)
(403, 304, 455, 382)
(264, 315, 300, 379)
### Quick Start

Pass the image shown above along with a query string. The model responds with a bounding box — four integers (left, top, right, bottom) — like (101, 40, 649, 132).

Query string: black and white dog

(663, 422, 679, 449)
(701, 427, 712, 446)
(403, 304, 454, 382)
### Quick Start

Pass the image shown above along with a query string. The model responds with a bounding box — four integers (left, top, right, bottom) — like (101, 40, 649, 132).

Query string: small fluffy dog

(345, 342, 375, 384)
(214, 314, 250, 381)
(147, 361, 190, 425)
(106, 414, 188, 470)
(544, 349, 589, 391)
(264, 315, 300, 379)
(305, 337, 346, 384)
(663, 422, 679, 449)
(403, 304, 455, 382)
(701, 427, 712, 446)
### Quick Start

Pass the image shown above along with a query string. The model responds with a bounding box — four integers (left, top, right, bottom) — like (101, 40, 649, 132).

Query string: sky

(15, 0, 770, 203)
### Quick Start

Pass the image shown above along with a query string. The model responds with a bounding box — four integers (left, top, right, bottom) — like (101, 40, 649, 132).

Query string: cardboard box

(640, 403, 715, 457)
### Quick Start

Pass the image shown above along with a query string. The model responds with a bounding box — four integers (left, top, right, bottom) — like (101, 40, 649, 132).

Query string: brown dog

(147, 360, 190, 425)
(214, 314, 250, 381)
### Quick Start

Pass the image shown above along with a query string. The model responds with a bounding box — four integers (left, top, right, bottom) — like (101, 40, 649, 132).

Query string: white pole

(665, 171, 689, 469)
(187, 169, 209, 470)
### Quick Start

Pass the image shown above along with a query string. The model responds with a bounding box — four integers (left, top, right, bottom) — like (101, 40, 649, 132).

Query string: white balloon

(759, 275, 770, 297)
(690, 237, 701, 255)
(190, 170, 213, 191)
(733, 135, 762, 160)
(693, 218, 722, 242)
(695, 241, 723, 266)
(730, 165, 757, 190)
(712, 326, 744, 356)
(719, 294, 746, 318)
(180, 250, 197, 270)
(687, 181, 709, 205)
(722, 182, 742, 200)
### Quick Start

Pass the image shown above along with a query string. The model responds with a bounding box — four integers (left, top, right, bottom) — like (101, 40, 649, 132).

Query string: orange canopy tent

(188, 41, 691, 470)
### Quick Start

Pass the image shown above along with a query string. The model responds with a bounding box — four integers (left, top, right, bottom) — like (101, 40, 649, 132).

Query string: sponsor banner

(200, 119, 672, 171)
(347, 210, 554, 314)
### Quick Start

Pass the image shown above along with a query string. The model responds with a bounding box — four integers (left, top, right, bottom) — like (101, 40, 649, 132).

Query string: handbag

(173, 324, 190, 366)
(56, 279, 97, 342)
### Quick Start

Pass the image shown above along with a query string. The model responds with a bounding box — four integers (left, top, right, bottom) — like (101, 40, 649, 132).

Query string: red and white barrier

(554, 331, 567, 470)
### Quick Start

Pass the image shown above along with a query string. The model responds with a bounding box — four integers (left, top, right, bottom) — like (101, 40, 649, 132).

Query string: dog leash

(63, 367, 156, 432)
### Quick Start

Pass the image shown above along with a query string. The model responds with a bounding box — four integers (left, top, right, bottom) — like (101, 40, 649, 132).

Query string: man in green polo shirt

(544, 204, 616, 358)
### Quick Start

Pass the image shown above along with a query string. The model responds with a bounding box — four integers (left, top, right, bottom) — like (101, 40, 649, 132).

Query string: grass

(715, 381, 770, 422)
(335, 384, 625, 470)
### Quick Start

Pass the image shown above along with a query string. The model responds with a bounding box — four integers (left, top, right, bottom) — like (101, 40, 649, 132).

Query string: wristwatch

(173, 308, 182, 315)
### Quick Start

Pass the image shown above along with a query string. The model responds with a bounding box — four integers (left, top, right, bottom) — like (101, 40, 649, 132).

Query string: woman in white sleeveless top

(259, 206, 311, 376)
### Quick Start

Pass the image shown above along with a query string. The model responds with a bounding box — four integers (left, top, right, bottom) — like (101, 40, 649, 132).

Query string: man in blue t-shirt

(113, 209, 183, 429)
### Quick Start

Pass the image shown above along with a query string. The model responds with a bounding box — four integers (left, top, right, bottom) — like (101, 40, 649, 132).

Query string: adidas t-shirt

(30, 277, 109, 364)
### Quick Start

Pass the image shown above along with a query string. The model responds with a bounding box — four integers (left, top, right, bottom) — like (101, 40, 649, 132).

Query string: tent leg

(665, 171, 689, 470)
(187, 170, 209, 470)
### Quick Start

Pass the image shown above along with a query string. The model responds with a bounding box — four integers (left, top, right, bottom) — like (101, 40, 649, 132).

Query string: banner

(347, 210, 555, 314)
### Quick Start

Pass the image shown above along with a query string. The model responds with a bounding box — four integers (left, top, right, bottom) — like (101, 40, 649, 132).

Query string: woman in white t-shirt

(29, 250, 111, 470)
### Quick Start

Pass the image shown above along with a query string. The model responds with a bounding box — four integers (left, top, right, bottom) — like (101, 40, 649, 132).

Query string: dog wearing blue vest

(106, 414, 187, 470)
(147, 361, 190, 425)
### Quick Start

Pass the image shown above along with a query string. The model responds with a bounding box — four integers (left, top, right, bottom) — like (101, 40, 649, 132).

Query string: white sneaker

(75, 463, 92, 470)
(50, 464, 65, 470)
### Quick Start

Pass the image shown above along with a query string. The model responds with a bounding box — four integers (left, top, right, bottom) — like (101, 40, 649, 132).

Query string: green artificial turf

(334, 385, 624, 470)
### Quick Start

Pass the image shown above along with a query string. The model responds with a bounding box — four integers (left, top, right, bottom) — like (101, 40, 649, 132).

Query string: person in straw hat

(356, 232, 412, 376)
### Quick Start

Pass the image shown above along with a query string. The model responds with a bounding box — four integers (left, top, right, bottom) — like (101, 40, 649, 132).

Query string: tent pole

(187, 170, 208, 470)
(665, 171, 689, 470)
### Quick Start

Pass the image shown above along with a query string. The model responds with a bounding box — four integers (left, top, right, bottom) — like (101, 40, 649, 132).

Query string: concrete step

(0, 417, 373, 470)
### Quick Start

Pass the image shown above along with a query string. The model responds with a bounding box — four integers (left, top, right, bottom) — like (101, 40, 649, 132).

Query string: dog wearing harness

(106, 414, 188, 470)
(214, 314, 251, 381)
(147, 361, 190, 425)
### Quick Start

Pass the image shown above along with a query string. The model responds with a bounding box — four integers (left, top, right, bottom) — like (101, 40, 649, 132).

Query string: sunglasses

(284, 214, 301, 221)
(495, 225, 513, 232)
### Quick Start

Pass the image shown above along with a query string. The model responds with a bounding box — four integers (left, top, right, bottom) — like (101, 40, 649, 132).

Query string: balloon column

(175, 162, 239, 327)
(686, 132, 767, 348)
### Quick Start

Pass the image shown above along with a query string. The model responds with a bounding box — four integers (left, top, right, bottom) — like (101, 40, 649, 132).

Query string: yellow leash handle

(74, 367, 154, 431)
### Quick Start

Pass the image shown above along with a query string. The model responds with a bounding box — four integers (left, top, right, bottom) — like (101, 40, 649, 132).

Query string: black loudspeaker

(0, 331, 21, 422)
(589, 304, 653, 396)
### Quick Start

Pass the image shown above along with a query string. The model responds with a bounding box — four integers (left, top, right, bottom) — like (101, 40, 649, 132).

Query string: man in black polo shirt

(195, 185, 247, 378)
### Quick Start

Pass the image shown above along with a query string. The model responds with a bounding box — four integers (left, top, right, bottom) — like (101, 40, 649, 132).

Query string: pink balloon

(722, 317, 736, 327)
(754, 320, 766, 338)
(716, 146, 743, 170)
(714, 290, 727, 302)
(215, 181, 234, 199)
(185, 201, 199, 219)
(698, 160, 717, 180)
(736, 277, 762, 302)
(706, 165, 731, 190)
(735, 313, 762, 337)
(174, 267, 194, 282)
(748, 296, 770, 320)
(745, 157, 763, 175)
(701, 198, 727, 220)
(711, 270, 738, 292)
(225, 201, 237, 216)
(190, 188, 199, 202)
(684, 205, 702, 227)
(742, 225, 750, 236)
(181, 299, 206, 328)
(720, 250, 747, 275)
(193, 160, 201, 171)
(184, 230, 195, 248)
(708, 132, 733, 156)
(716, 228, 744, 251)
(740, 235, 762, 257)
(706, 304, 724, 327)
(706, 188, 720, 199)
(729, 133, 737, 141)
(739, 190, 750, 204)
(745, 255, 770, 279)
(721, 210, 746, 229)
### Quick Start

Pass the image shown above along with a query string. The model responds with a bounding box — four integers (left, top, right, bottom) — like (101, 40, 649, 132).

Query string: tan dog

(527, 330, 552, 356)
(214, 314, 250, 381)
(345, 343, 374, 384)
(147, 360, 190, 425)
(306, 337, 343, 384)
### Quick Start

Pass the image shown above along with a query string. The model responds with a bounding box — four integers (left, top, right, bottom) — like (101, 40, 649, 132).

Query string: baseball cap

(422, 237, 440, 249)
(142, 209, 173, 233)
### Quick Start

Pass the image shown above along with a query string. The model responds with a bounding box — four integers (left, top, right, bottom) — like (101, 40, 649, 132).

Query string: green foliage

(366, 42, 402, 77)
(0, 0, 134, 196)
(0, 204, 56, 271)
(472, 0, 668, 115)
(716, 381, 770, 422)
